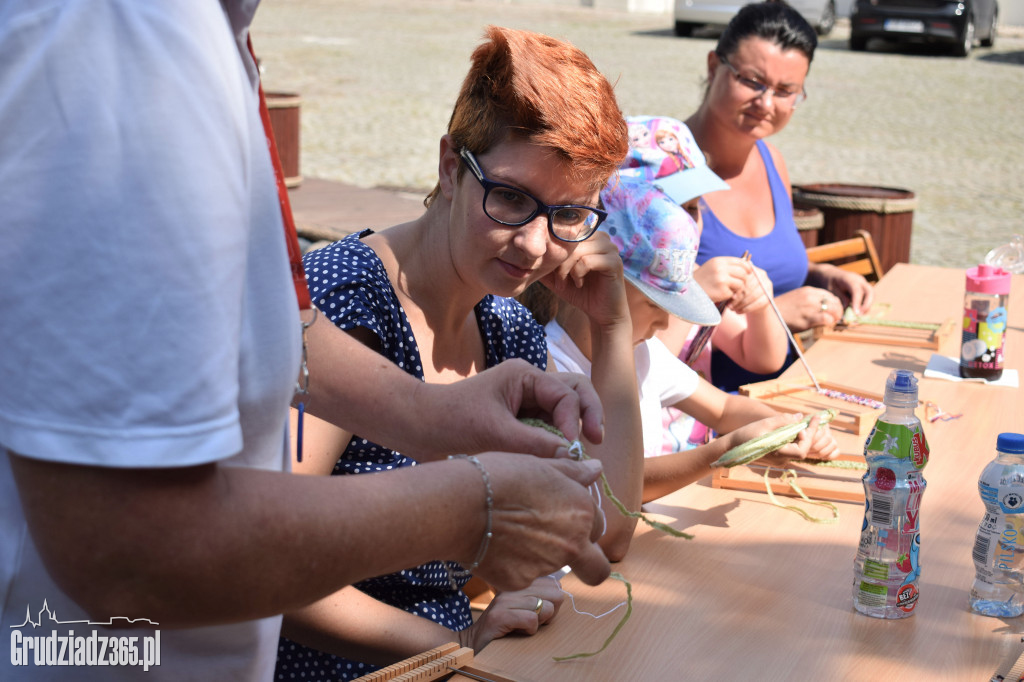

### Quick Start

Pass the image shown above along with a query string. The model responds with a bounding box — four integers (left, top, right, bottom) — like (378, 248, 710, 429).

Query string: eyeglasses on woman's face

(459, 148, 606, 243)
(716, 53, 807, 108)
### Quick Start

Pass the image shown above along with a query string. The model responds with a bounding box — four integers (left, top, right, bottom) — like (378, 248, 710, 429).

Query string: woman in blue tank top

(684, 2, 875, 392)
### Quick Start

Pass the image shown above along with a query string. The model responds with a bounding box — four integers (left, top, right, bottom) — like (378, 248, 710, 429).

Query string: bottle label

(857, 581, 888, 608)
(862, 559, 889, 580)
(865, 422, 929, 469)
(903, 475, 925, 534)
(979, 481, 1024, 515)
(856, 543, 921, 614)
(973, 514, 1024, 573)
(961, 304, 1007, 370)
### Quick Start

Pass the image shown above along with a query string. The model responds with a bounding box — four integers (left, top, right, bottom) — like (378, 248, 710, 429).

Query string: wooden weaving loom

(818, 315, 958, 350)
(713, 375, 909, 504)
(738, 376, 886, 436)
(711, 455, 867, 504)
(357, 643, 517, 682)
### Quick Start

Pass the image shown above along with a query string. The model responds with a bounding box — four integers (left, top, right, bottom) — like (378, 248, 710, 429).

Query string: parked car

(673, 0, 838, 37)
(849, 0, 998, 57)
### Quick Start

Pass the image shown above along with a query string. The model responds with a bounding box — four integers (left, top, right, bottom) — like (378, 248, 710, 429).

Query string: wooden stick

(750, 265, 822, 391)
(684, 251, 750, 366)
(450, 665, 522, 682)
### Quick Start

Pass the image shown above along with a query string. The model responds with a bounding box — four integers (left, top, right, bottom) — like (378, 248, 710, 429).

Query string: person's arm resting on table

(281, 576, 564, 666)
(643, 381, 838, 502)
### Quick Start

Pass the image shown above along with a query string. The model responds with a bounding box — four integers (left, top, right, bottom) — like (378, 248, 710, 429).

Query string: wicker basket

(793, 184, 916, 274)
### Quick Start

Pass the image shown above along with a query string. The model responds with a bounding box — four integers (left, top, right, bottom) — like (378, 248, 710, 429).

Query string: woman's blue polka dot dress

(275, 231, 548, 680)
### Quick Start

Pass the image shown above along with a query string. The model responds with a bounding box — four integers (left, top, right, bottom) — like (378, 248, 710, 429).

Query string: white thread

(558, 469, 622, 616)
(561, 442, 618, 615)
(571, 439, 608, 538)
(591, 482, 607, 538)
(561, 588, 627, 620)
(565, 437, 625, 619)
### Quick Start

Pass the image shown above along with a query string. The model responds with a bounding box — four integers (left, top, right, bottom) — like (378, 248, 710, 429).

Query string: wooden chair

(805, 228, 884, 283)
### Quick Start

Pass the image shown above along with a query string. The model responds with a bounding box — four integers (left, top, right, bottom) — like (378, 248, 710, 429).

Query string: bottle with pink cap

(960, 264, 1011, 381)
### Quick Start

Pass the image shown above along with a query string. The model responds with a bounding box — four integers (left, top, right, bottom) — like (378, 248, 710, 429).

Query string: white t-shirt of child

(544, 322, 699, 458)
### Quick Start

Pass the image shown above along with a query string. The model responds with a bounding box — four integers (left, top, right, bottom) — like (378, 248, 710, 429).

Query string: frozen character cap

(620, 116, 729, 204)
(600, 175, 721, 326)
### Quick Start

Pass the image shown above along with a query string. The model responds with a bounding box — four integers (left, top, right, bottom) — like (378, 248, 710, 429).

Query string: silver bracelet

(445, 455, 493, 590)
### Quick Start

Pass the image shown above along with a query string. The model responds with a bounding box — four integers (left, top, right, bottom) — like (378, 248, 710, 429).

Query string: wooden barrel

(793, 184, 916, 274)
(266, 92, 302, 188)
(793, 206, 824, 248)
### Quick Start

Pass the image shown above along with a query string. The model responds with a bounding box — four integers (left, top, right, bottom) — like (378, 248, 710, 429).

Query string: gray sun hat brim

(649, 164, 731, 205)
(625, 272, 721, 326)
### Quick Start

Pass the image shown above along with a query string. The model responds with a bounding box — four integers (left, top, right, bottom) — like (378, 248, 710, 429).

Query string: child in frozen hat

(521, 174, 838, 503)
(621, 115, 729, 213)
(623, 116, 788, 382)
(620, 116, 790, 453)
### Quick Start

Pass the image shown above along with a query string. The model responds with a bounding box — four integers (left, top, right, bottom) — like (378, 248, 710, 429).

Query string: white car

(674, 0, 839, 37)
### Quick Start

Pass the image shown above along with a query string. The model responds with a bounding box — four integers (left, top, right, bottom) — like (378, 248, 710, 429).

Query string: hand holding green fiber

(519, 418, 692, 539)
(711, 409, 837, 469)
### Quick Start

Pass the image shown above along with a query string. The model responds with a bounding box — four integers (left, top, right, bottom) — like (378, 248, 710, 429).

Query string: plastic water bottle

(985, 234, 1024, 274)
(852, 369, 929, 618)
(969, 432, 1024, 617)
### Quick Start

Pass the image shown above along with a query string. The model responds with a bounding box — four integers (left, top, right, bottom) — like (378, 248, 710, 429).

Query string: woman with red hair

(276, 26, 640, 680)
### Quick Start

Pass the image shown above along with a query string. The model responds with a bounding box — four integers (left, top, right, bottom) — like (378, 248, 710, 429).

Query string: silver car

(674, 0, 840, 36)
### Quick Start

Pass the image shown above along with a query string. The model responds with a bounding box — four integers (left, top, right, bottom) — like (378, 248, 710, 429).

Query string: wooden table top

(461, 264, 1024, 682)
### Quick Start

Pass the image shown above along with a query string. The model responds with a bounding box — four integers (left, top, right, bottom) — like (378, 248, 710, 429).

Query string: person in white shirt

(0, 4, 612, 679)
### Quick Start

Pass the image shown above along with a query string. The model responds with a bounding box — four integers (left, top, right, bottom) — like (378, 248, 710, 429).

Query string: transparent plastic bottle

(984, 234, 1024, 275)
(969, 432, 1024, 617)
(852, 369, 929, 618)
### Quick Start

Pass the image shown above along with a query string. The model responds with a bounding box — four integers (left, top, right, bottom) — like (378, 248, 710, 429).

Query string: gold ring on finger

(533, 597, 544, 615)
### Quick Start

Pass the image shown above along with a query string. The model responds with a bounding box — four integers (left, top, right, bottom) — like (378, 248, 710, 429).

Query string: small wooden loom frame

(739, 376, 886, 436)
(817, 316, 958, 350)
(711, 455, 866, 504)
(356, 643, 519, 682)
(357, 643, 475, 682)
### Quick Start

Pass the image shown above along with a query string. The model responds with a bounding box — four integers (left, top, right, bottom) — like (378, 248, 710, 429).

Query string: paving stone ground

(253, 0, 1024, 269)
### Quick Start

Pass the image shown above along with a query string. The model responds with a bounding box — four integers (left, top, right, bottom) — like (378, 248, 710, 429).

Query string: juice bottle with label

(852, 369, 929, 619)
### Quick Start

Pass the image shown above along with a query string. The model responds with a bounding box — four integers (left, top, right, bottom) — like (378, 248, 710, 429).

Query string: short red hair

(426, 26, 627, 205)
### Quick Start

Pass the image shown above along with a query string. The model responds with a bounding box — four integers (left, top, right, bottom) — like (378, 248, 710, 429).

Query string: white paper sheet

(924, 354, 1019, 387)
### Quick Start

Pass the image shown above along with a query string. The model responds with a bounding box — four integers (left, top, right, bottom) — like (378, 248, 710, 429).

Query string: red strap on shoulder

(247, 36, 312, 311)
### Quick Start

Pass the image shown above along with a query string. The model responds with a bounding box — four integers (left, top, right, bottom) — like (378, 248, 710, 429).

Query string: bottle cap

(997, 433, 1024, 455)
(966, 264, 1011, 295)
(984, 235, 1024, 274)
(884, 369, 918, 407)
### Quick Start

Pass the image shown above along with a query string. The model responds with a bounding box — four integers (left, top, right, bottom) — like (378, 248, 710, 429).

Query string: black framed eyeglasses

(459, 148, 606, 243)
(717, 53, 807, 108)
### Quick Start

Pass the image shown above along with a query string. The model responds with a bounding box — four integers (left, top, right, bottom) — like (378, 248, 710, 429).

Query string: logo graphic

(9, 600, 160, 671)
(1003, 492, 1024, 512)
(896, 583, 919, 612)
